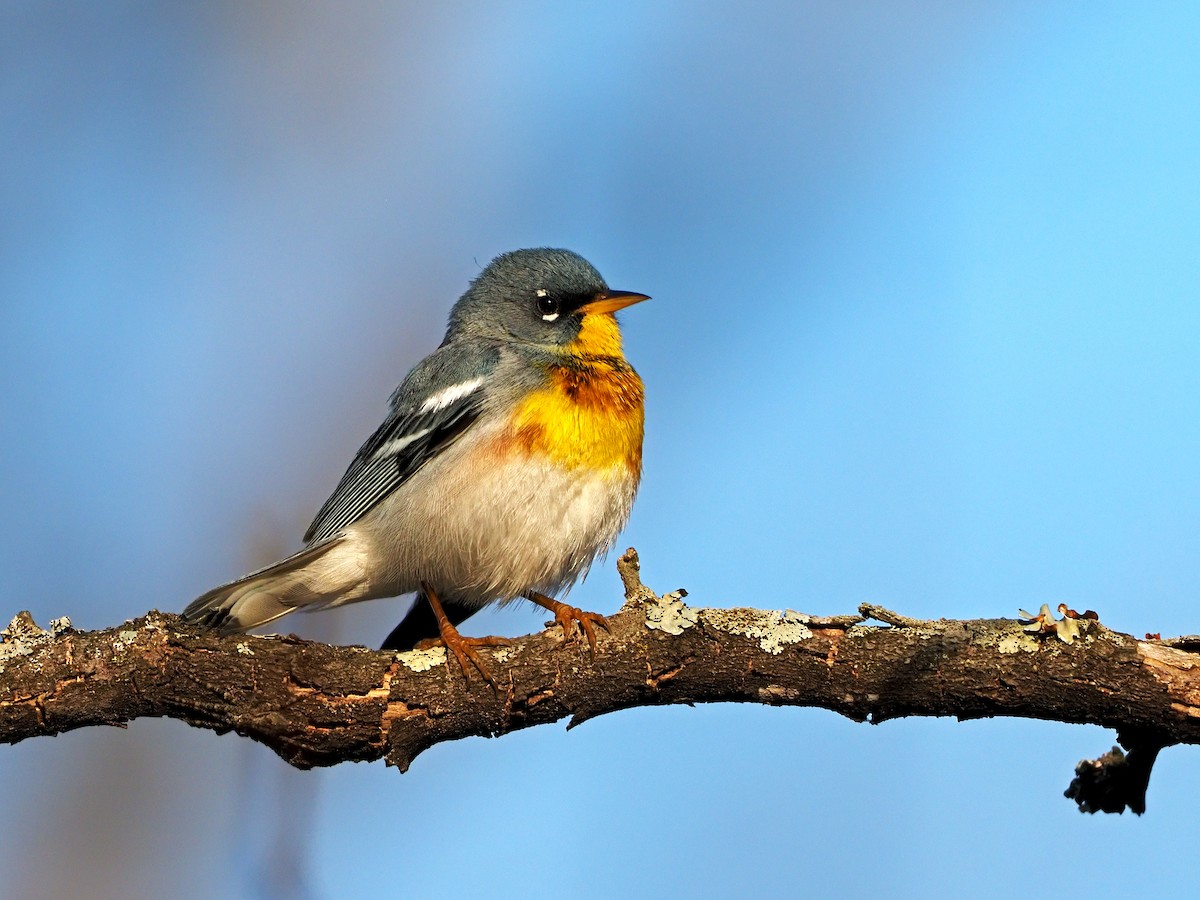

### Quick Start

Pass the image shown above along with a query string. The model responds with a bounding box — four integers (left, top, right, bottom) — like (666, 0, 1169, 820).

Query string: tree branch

(3, 549, 1198, 814)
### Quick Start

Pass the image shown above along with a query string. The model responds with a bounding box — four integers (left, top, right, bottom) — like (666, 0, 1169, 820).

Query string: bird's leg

(418, 583, 511, 688)
(526, 591, 610, 654)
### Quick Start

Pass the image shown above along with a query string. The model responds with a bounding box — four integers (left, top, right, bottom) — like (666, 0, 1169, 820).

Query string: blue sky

(3, 3, 1200, 898)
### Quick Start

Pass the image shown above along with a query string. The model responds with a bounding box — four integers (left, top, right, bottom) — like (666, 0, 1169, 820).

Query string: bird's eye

(535, 289, 560, 321)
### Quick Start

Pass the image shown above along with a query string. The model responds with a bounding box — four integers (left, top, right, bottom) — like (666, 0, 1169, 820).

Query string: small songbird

(184, 248, 647, 683)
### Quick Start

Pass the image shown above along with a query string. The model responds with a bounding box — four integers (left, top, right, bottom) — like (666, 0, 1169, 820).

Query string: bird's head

(447, 248, 648, 354)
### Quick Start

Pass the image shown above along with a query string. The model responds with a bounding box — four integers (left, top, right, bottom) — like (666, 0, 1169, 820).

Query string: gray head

(446, 248, 647, 346)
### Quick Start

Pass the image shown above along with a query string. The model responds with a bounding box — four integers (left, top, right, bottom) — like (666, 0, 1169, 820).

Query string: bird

(183, 248, 647, 684)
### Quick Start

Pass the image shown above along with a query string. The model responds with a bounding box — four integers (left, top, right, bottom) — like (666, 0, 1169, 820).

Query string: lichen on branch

(3, 549, 1198, 814)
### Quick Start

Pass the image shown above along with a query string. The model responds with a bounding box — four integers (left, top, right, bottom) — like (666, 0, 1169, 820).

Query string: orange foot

(526, 591, 610, 654)
(419, 584, 512, 687)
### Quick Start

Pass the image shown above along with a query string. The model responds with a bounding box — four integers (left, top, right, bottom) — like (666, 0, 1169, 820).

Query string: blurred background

(3, 2, 1200, 897)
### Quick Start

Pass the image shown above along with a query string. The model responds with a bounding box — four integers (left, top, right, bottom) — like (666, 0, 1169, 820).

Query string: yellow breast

(500, 313, 645, 476)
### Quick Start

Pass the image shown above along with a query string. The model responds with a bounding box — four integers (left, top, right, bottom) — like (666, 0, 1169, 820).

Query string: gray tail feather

(183, 538, 348, 635)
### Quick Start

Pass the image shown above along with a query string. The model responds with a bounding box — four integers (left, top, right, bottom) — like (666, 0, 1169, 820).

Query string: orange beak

(579, 290, 651, 315)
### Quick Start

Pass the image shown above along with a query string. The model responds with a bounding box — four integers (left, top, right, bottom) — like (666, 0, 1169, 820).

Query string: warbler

(184, 248, 647, 683)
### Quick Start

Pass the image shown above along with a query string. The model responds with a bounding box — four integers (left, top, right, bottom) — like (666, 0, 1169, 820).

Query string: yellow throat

(506, 313, 644, 476)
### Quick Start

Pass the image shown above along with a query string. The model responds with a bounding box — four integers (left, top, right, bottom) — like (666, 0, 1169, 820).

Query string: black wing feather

(303, 343, 497, 545)
(303, 397, 482, 545)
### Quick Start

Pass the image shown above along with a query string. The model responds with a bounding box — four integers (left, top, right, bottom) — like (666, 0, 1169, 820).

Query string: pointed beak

(579, 290, 651, 316)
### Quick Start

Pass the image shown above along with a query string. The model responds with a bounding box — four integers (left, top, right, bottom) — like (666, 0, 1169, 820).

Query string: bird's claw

(553, 605, 610, 654)
(527, 591, 610, 655)
(418, 632, 512, 687)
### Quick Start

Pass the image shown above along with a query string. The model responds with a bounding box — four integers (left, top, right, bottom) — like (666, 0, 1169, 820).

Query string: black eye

(535, 290, 560, 320)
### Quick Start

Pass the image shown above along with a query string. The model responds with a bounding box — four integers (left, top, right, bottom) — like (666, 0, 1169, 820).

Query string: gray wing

(303, 342, 499, 545)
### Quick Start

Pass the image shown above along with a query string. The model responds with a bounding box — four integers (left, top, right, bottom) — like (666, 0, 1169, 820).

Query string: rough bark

(3, 549, 1199, 815)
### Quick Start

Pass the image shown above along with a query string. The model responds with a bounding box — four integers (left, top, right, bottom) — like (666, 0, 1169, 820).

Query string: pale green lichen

(1, 611, 64, 671)
(395, 645, 447, 672)
(236, 642, 254, 656)
(644, 590, 699, 635)
(0, 633, 37, 669)
(700, 608, 813, 654)
(110, 629, 141, 655)
(2, 611, 44, 642)
(997, 632, 1040, 654)
(492, 647, 515, 663)
(844, 624, 877, 640)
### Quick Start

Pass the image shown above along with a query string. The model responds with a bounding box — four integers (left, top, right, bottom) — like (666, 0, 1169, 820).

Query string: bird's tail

(182, 536, 363, 634)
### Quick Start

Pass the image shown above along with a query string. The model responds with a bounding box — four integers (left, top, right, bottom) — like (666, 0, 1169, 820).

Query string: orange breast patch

(500, 357, 644, 476)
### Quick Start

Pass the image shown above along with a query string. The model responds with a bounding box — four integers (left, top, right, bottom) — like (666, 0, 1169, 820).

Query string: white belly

(345, 426, 639, 607)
